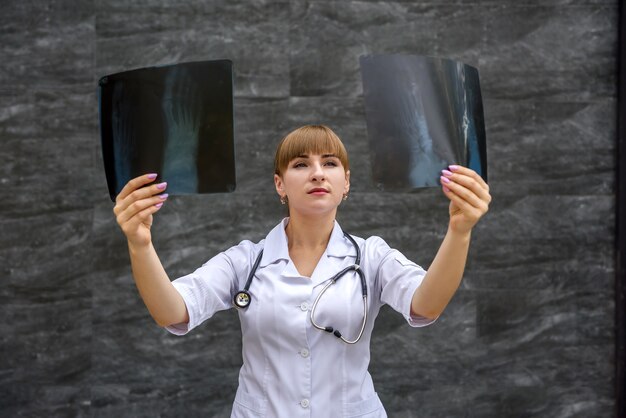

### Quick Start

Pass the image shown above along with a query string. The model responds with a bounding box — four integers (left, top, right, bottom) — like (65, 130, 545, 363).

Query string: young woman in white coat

(113, 125, 491, 417)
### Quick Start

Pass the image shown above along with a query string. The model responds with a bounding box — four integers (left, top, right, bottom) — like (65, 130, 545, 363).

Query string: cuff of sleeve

(407, 312, 439, 327)
(164, 281, 196, 336)
(403, 276, 439, 328)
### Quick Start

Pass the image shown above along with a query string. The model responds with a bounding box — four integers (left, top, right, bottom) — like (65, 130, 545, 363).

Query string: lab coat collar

(259, 218, 358, 283)
(326, 219, 357, 259)
(259, 218, 292, 268)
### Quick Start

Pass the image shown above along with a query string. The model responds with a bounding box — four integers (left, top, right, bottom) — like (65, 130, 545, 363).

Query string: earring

(342, 193, 348, 201)
(280, 195, 288, 205)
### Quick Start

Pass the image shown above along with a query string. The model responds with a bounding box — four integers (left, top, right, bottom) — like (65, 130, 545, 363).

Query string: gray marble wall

(0, 0, 617, 417)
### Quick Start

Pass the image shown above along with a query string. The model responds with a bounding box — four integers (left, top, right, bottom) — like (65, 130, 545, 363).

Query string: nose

(310, 161, 325, 181)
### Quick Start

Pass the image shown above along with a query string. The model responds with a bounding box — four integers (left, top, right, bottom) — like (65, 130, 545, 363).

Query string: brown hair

(274, 125, 350, 176)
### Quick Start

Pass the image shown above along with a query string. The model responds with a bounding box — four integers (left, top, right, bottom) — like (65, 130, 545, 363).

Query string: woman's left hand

(440, 165, 491, 235)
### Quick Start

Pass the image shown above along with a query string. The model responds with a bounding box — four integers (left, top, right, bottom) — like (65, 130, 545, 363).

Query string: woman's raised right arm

(113, 173, 189, 327)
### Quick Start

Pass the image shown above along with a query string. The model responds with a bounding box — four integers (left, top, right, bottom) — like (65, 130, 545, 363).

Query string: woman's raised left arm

(410, 165, 491, 320)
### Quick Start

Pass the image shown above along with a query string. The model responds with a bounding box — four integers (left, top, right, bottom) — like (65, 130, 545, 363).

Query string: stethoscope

(233, 232, 368, 344)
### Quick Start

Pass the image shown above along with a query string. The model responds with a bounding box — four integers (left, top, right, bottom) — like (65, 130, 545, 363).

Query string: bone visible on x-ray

(112, 82, 137, 193)
(396, 71, 445, 187)
(419, 60, 462, 162)
(389, 58, 449, 187)
(99, 60, 236, 200)
(360, 54, 486, 189)
(162, 67, 201, 193)
(405, 62, 451, 187)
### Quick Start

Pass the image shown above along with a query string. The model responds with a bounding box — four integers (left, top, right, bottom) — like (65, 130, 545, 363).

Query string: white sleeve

(368, 236, 438, 328)
(165, 241, 257, 335)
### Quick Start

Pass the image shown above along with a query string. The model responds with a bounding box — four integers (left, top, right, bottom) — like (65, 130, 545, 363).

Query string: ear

(344, 170, 350, 194)
(274, 174, 285, 197)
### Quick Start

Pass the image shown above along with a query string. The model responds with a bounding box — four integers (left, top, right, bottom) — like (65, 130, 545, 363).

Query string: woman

(113, 125, 491, 417)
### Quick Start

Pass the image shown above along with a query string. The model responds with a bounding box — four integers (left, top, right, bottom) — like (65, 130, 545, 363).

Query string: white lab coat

(166, 218, 437, 417)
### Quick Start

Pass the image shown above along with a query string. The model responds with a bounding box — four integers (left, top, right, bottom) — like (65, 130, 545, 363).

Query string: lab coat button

(300, 398, 310, 408)
(300, 302, 309, 311)
(300, 348, 310, 358)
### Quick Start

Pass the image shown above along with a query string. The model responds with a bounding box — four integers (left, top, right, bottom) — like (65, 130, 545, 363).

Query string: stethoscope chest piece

(234, 290, 252, 309)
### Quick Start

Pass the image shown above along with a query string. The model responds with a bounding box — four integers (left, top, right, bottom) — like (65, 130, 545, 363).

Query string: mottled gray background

(0, 0, 616, 417)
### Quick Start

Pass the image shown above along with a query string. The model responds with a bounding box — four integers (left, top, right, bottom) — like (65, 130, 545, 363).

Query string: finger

(116, 173, 159, 204)
(442, 170, 490, 203)
(129, 201, 164, 227)
(444, 186, 487, 220)
(120, 203, 164, 236)
(117, 193, 168, 226)
(441, 177, 488, 212)
(443, 185, 485, 216)
(448, 165, 489, 191)
(115, 181, 168, 215)
(445, 173, 489, 203)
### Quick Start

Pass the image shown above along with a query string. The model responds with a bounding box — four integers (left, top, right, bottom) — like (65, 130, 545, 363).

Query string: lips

(308, 188, 329, 194)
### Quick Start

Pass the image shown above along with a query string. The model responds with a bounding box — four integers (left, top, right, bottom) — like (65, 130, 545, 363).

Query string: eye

(324, 159, 339, 167)
(293, 161, 307, 168)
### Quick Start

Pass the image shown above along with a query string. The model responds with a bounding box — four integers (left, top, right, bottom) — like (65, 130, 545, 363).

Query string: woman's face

(274, 153, 350, 217)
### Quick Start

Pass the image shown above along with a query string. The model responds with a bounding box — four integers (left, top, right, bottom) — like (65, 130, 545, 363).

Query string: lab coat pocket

(232, 387, 267, 417)
(343, 393, 386, 417)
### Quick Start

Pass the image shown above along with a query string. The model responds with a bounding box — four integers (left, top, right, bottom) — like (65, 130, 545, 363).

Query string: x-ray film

(98, 59, 236, 201)
(360, 54, 487, 190)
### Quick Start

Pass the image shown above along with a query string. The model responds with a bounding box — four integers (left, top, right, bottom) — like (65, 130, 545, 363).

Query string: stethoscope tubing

(310, 280, 368, 344)
(234, 231, 368, 344)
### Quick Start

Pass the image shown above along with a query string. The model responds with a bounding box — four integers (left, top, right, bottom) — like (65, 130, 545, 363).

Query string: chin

(291, 203, 340, 217)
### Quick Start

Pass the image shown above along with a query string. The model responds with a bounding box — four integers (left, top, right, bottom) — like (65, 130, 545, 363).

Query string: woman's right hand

(113, 173, 168, 248)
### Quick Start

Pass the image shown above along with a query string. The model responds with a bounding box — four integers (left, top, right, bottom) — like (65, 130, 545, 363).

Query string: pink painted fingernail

(440, 176, 451, 184)
(155, 202, 164, 208)
(157, 182, 167, 190)
(443, 186, 450, 193)
(158, 193, 168, 200)
(147, 173, 158, 179)
(441, 169, 453, 177)
(449, 165, 460, 171)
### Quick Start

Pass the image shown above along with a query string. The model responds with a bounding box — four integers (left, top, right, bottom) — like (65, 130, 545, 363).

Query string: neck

(285, 211, 336, 250)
